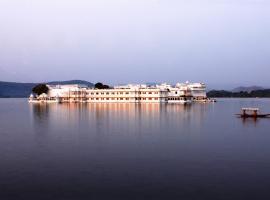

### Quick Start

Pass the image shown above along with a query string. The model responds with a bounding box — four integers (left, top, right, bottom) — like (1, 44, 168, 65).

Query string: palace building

(29, 82, 208, 104)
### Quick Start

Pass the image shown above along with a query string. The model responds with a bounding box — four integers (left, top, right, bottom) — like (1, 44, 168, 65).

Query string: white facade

(187, 83, 207, 100)
(29, 82, 208, 104)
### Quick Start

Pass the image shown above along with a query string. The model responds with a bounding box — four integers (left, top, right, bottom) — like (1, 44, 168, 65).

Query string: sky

(0, 0, 269, 89)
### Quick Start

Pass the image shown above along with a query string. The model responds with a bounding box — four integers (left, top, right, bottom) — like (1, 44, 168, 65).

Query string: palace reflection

(30, 102, 208, 137)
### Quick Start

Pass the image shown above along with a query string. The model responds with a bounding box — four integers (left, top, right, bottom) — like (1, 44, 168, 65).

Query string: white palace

(29, 82, 210, 104)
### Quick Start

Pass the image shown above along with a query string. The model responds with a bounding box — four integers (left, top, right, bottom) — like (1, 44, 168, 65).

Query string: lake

(1, 98, 270, 200)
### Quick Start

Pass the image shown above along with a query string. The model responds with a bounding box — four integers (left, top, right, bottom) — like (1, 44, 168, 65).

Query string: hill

(0, 80, 94, 98)
(47, 80, 94, 86)
(207, 89, 270, 98)
(0, 82, 36, 98)
(232, 86, 264, 93)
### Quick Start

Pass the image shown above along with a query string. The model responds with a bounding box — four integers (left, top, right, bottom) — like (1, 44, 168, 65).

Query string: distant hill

(145, 82, 160, 86)
(207, 89, 270, 98)
(208, 85, 270, 98)
(0, 82, 36, 98)
(47, 80, 94, 87)
(232, 86, 264, 93)
(0, 80, 94, 98)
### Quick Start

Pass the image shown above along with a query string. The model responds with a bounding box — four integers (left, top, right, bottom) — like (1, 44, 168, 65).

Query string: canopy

(242, 108, 259, 111)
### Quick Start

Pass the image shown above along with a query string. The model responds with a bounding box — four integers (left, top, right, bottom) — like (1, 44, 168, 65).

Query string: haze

(0, 0, 269, 89)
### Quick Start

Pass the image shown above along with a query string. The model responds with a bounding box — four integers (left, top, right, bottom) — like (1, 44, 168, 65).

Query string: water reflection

(31, 103, 50, 121)
(241, 117, 258, 125)
(239, 117, 270, 128)
(29, 102, 210, 138)
(30, 103, 51, 134)
(3, 99, 270, 200)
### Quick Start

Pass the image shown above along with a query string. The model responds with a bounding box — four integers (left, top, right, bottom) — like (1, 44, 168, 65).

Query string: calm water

(1, 98, 270, 200)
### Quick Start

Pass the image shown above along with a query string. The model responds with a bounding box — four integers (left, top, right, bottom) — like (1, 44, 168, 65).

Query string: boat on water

(236, 108, 270, 118)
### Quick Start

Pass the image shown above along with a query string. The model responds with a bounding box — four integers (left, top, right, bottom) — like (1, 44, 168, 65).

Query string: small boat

(236, 108, 270, 118)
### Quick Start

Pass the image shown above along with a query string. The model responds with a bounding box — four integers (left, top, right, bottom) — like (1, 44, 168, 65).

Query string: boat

(236, 108, 270, 118)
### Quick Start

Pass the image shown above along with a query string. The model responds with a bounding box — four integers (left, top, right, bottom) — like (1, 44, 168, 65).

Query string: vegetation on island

(32, 84, 49, 95)
(207, 89, 270, 98)
(94, 82, 110, 89)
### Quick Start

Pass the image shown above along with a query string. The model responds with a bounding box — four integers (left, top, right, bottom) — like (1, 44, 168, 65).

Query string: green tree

(94, 82, 110, 89)
(102, 84, 110, 89)
(32, 84, 49, 95)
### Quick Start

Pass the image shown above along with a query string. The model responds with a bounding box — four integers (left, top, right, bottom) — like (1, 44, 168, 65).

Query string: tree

(103, 84, 110, 89)
(95, 82, 104, 89)
(32, 84, 49, 95)
(94, 82, 110, 89)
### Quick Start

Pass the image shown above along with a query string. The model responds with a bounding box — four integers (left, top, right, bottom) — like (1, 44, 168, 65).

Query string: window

(106, 98, 109, 100)
(111, 98, 115, 100)
(148, 92, 152, 94)
(106, 92, 109, 95)
(149, 98, 152, 100)
(126, 98, 129, 100)
(91, 92, 94, 95)
(91, 98, 94, 100)
(155, 92, 158, 94)
(120, 98, 123, 100)
(96, 92, 99, 95)
(120, 92, 123, 94)
(101, 92, 104, 95)
(139, 92, 141, 94)
(101, 98, 104, 100)
(155, 98, 158, 100)
(143, 98, 146, 100)
(112, 92, 115, 95)
(143, 92, 146, 94)
(96, 98, 99, 100)
(175, 91, 177, 94)
(126, 92, 129, 94)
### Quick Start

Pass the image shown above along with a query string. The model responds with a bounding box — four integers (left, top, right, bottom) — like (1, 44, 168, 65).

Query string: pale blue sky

(0, 0, 269, 89)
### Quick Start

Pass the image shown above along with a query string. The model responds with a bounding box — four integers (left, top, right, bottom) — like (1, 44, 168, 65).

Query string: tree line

(207, 89, 270, 98)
